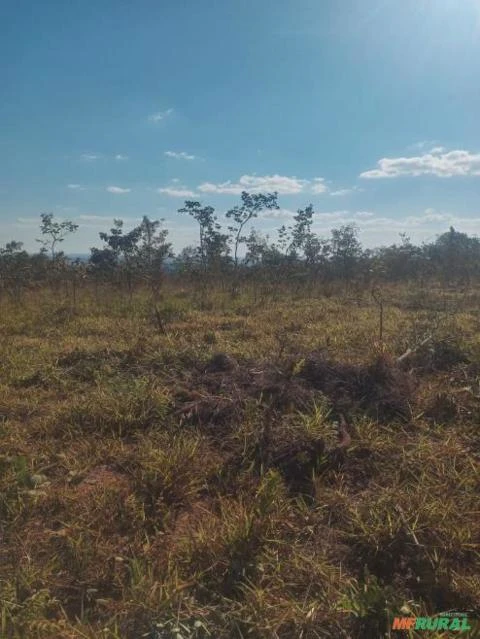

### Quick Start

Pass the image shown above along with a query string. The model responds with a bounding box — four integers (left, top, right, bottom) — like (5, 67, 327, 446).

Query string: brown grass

(0, 282, 479, 638)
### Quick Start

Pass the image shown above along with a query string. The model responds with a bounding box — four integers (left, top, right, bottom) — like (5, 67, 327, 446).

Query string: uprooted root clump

(299, 351, 416, 421)
(174, 350, 416, 435)
(403, 335, 470, 373)
(169, 350, 416, 496)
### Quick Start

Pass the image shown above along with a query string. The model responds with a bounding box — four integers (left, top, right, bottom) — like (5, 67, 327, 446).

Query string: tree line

(1, 192, 480, 301)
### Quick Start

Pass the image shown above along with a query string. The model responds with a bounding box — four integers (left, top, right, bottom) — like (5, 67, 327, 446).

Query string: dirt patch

(74, 465, 131, 498)
(204, 352, 240, 373)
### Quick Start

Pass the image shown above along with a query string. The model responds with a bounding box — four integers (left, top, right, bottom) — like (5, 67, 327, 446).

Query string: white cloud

(403, 209, 476, 227)
(261, 208, 295, 220)
(314, 211, 350, 222)
(80, 153, 101, 161)
(149, 108, 174, 122)
(164, 151, 196, 160)
(197, 174, 328, 195)
(67, 184, 83, 190)
(360, 148, 480, 179)
(311, 178, 328, 194)
(330, 186, 363, 197)
(354, 211, 374, 218)
(157, 187, 196, 197)
(106, 186, 131, 194)
(115, 154, 128, 161)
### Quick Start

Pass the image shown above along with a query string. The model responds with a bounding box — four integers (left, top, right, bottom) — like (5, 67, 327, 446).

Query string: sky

(2, 0, 480, 254)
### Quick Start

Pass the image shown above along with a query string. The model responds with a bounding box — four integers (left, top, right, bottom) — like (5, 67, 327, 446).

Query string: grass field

(0, 282, 479, 638)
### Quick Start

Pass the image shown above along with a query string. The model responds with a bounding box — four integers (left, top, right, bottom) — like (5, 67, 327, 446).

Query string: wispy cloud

(360, 148, 480, 179)
(314, 211, 351, 223)
(164, 151, 196, 160)
(330, 189, 351, 196)
(149, 108, 174, 123)
(355, 211, 374, 218)
(67, 184, 84, 190)
(197, 174, 329, 195)
(157, 187, 196, 197)
(407, 140, 440, 152)
(106, 186, 131, 194)
(79, 153, 127, 162)
(16, 217, 39, 225)
(78, 215, 112, 221)
(329, 186, 364, 197)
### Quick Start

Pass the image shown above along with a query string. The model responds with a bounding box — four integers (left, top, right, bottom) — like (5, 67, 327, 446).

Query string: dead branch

(337, 413, 352, 449)
(396, 335, 433, 364)
(154, 305, 167, 335)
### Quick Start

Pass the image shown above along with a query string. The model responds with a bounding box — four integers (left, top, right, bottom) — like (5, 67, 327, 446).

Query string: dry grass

(0, 282, 479, 638)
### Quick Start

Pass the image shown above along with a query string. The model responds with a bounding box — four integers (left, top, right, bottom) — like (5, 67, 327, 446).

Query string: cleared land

(0, 283, 479, 638)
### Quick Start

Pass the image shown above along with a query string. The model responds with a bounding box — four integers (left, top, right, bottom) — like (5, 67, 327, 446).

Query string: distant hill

(67, 253, 90, 262)
(66, 254, 177, 271)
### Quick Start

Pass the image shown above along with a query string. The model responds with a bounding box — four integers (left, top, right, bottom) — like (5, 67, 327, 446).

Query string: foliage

(36, 212, 79, 260)
(178, 201, 229, 273)
(226, 191, 279, 267)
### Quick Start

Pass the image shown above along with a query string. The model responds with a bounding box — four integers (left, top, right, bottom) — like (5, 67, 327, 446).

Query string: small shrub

(61, 377, 170, 436)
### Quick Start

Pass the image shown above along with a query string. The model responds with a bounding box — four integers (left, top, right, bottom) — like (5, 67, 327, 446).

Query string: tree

(304, 235, 331, 271)
(374, 234, 423, 282)
(89, 246, 118, 282)
(95, 219, 142, 295)
(136, 216, 172, 298)
(0, 241, 31, 298)
(91, 216, 172, 297)
(330, 224, 363, 285)
(275, 225, 290, 255)
(36, 213, 79, 260)
(289, 204, 315, 257)
(245, 229, 269, 266)
(226, 191, 278, 268)
(431, 226, 480, 285)
(178, 201, 229, 273)
(98, 219, 142, 261)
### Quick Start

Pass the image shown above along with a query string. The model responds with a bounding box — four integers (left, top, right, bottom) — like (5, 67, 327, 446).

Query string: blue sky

(2, 0, 480, 253)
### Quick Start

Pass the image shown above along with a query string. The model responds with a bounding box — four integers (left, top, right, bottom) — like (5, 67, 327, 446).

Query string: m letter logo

(392, 617, 416, 630)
